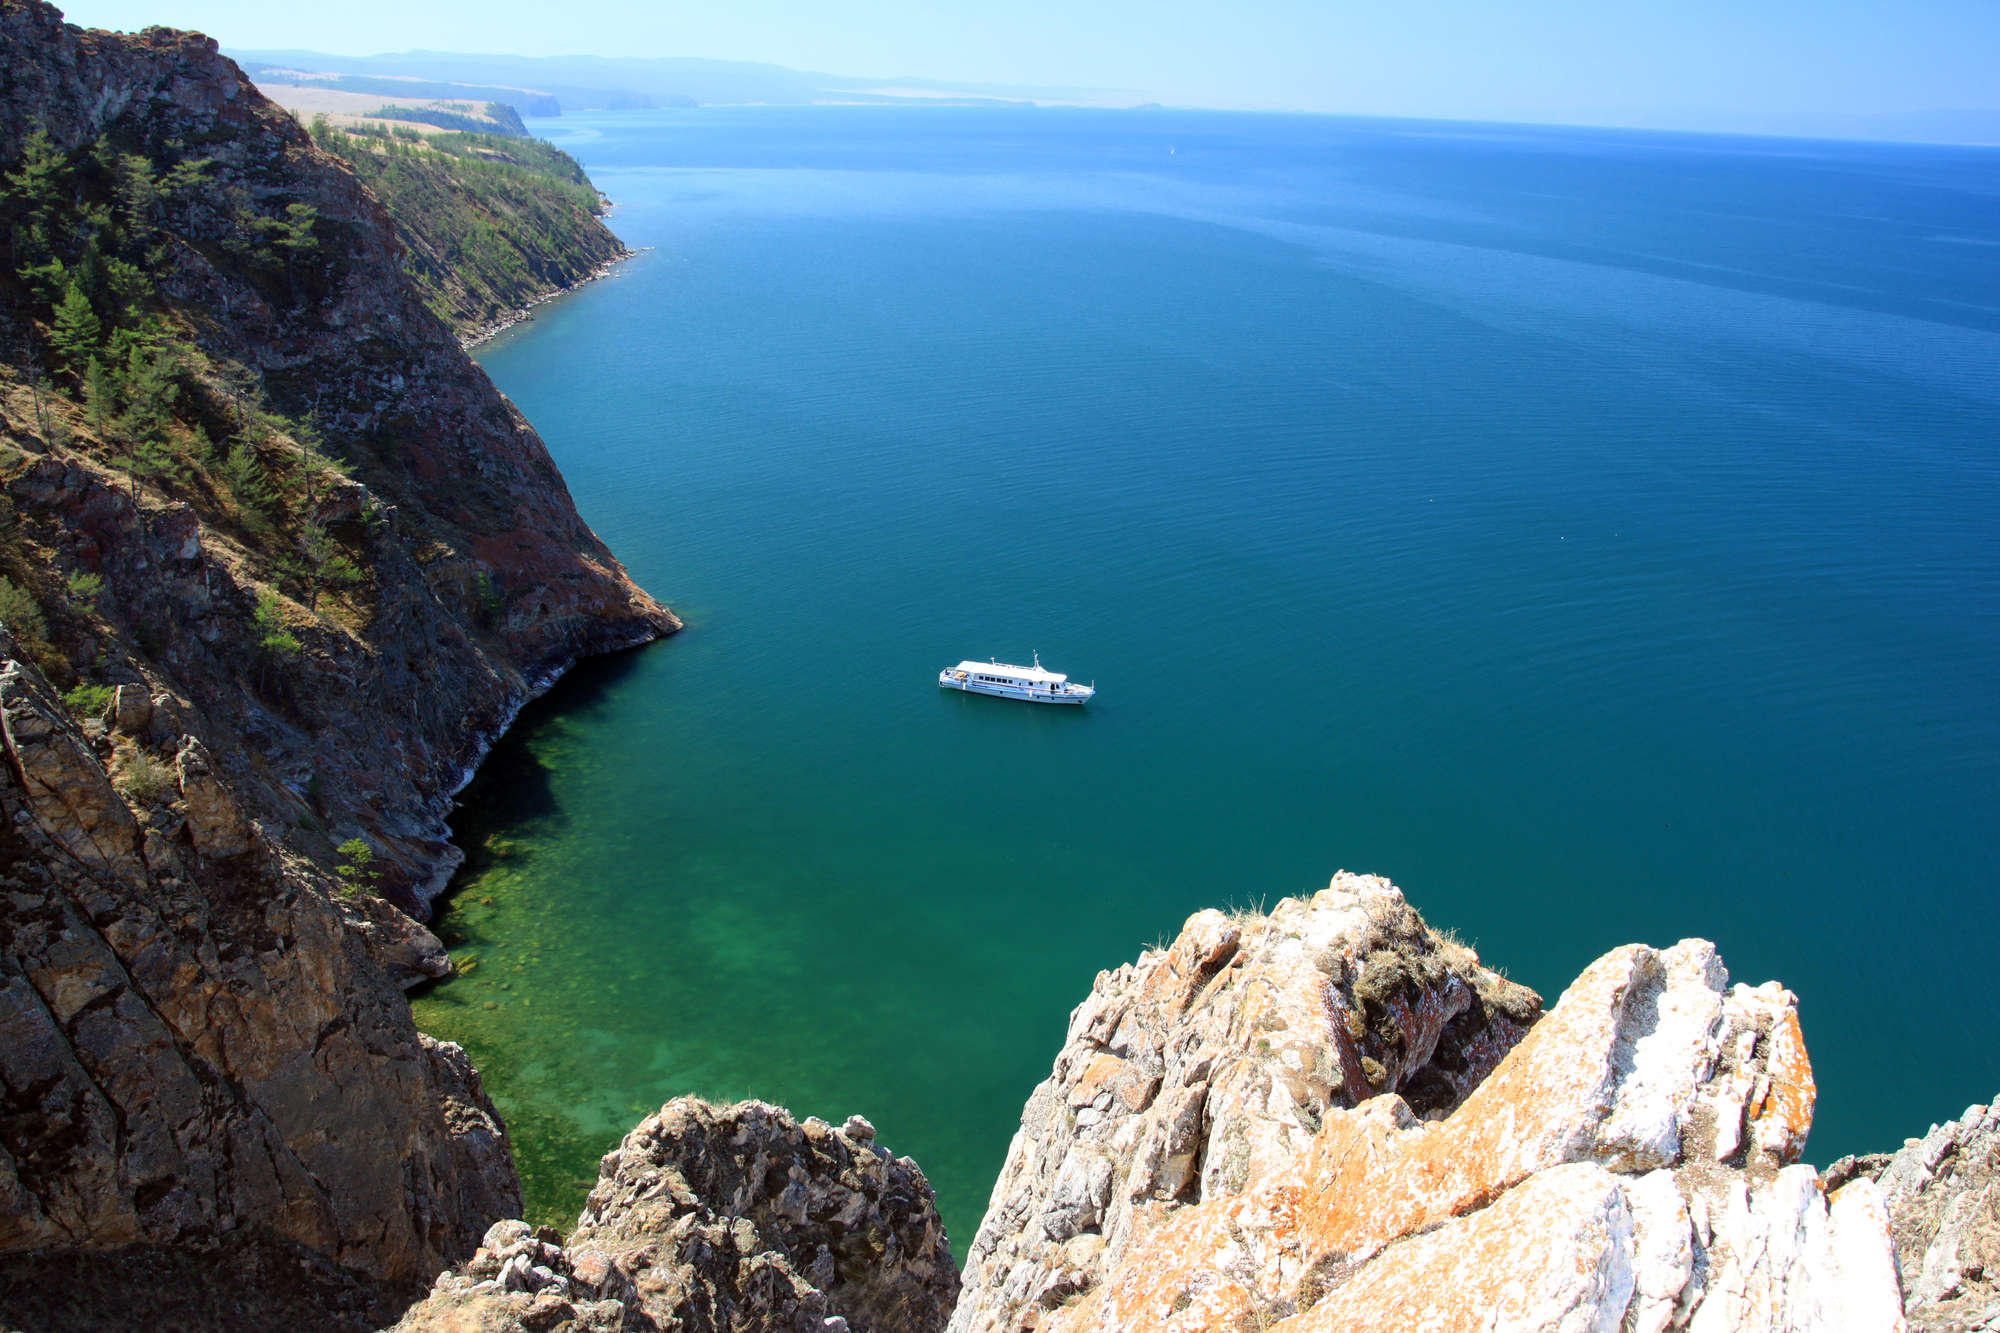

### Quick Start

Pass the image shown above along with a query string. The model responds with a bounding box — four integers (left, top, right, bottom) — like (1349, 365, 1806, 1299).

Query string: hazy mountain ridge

(241, 49, 2000, 142)
(233, 48, 1136, 113)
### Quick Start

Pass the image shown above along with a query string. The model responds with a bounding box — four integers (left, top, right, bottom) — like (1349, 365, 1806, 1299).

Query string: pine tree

(0, 578, 47, 646)
(160, 156, 215, 234)
(272, 202, 320, 306)
(82, 356, 118, 436)
(296, 517, 365, 611)
(219, 442, 278, 533)
(3, 130, 69, 265)
(116, 344, 178, 442)
(16, 325, 51, 441)
(252, 586, 301, 693)
(48, 280, 101, 371)
(115, 436, 180, 509)
(114, 153, 160, 238)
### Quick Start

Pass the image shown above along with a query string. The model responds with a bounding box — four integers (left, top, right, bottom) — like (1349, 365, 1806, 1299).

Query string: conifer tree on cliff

(49, 279, 100, 370)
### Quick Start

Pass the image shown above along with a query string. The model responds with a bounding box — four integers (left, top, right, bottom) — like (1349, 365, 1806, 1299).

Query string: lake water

(412, 107, 2000, 1251)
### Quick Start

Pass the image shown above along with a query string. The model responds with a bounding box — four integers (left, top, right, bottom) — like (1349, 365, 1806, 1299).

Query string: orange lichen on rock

(949, 875, 1543, 1333)
(1272, 1163, 1637, 1333)
(960, 897, 1905, 1333)
(1750, 1004, 1816, 1163)
(1291, 945, 1646, 1262)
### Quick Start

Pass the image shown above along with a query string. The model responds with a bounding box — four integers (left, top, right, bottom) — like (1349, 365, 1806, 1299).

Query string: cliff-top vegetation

(308, 118, 627, 338)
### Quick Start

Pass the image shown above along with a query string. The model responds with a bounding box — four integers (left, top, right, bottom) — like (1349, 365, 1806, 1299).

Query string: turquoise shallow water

(413, 108, 2000, 1250)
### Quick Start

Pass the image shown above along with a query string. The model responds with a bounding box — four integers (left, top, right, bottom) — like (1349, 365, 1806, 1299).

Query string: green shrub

(474, 571, 502, 622)
(65, 569, 104, 612)
(62, 681, 114, 717)
(334, 836, 376, 899)
(253, 587, 300, 658)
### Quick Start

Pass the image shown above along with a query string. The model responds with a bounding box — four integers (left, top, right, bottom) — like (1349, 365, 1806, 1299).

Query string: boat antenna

(1034, 649, 1042, 671)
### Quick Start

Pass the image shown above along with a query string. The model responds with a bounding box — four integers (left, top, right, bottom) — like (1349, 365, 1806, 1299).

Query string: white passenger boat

(939, 653, 1096, 705)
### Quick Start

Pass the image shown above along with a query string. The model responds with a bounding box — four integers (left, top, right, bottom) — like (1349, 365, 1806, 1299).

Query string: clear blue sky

(47, 0, 2000, 125)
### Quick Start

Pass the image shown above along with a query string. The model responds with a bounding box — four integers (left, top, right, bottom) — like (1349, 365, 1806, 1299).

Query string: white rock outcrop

(950, 873, 1542, 1333)
(954, 877, 1906, 1333)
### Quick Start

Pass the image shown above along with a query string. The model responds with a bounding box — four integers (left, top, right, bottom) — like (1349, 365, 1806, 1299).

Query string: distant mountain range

(233, 49, 2000, 146)
(232, 49, 1139, 116)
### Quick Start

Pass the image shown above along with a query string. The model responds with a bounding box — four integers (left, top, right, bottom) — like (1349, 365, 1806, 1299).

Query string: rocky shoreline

(412, 619, 663, 911)
(459, 249, 646, 351)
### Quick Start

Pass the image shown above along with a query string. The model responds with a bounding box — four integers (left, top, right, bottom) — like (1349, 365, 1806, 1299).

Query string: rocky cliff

(952, 873, 1909, 1333)
(382, 871, 1984, 1333)
(0, 1, 672, 1324)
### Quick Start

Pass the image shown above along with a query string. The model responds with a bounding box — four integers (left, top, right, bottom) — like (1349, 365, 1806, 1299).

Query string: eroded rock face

(1832, 1101, 2000, 1330)
(950, 872, 1542, 1333)
(397, 1098, 960, 1333)
(955, 880, 1906, 1333)
(0, 640, 521, 1308)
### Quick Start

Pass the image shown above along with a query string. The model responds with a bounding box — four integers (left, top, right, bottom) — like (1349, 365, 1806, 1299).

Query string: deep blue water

(415, 107, 2000, 1249)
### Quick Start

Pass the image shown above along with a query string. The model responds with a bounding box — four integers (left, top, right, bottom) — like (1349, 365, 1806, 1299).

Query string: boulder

(397, 1098, 960, 1333)
(109, 683, 151, 734)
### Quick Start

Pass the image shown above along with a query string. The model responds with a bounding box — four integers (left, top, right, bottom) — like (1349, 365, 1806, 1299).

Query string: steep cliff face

(396, 1098, 961, 1333)
(0, 0, 675, 905)
(0, 0, 674, 1321)
(0, 636, 517, 1327)
(954, 875, 1907, 1333)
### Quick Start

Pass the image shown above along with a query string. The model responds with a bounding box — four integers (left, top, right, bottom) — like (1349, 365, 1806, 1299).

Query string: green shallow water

(413, 107, 2000, 1250)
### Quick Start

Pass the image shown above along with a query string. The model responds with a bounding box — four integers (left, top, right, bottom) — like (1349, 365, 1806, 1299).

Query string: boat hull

(939, 674, 1094, 704)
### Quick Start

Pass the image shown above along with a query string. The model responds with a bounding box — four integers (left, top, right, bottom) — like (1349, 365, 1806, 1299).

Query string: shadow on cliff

(0, 1235, 399, 1333)
(440, 644, 653, 891)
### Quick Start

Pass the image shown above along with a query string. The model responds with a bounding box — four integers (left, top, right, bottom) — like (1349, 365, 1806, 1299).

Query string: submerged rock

(397, 1097, 960, 1333)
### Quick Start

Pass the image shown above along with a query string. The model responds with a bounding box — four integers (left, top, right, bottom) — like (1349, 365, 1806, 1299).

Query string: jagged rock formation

(953, 874, 1908, 1333)
(0, 2, 674, 1324)
(1830, 1102, 2000, 1330)
(951, 873, 1542, 1332)
(397, 1098, 960, 1333)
